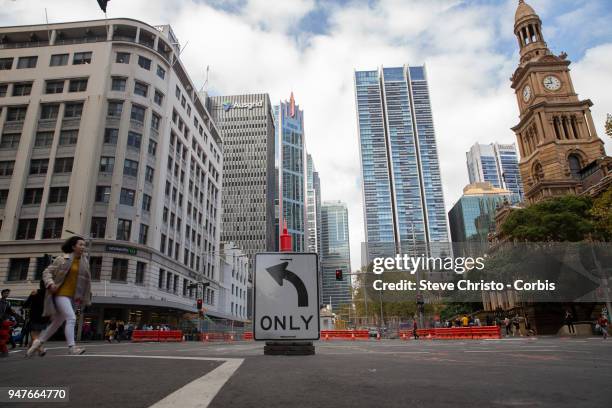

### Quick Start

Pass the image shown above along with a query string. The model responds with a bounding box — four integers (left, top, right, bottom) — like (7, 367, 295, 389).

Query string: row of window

(3, 103, 83, 122)
(0, 52, 92, 71)
(110, 76, 164, 106)
(115, 51, 165, 80)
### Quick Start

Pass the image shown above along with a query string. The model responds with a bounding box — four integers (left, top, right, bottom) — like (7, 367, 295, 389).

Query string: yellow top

(461, 316, 469, 327)
(57, 257, 79, 297)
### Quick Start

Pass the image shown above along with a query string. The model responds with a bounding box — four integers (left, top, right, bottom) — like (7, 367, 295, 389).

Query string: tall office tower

(354, 66, 449, 264)
(448, 183, 515, 256)
(466, 142, 524, 202)
(306, 154, 321, 254)
(0, 20, 228, 332)
(274, 93, 306, 252)
(320, 201, 352, 312)
(208, 94, 276, 259)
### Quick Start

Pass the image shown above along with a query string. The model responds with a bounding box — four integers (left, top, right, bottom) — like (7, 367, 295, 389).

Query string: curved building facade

(0, 18, 234, 334)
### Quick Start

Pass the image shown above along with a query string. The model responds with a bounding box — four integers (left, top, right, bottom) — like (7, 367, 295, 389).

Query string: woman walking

(26, 236, 91, 357)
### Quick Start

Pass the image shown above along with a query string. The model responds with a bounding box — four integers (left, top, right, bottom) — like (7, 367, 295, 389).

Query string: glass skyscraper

(448, 182, 515, 257)
(466, 142, 524, 203)
(354, 66, 449, 264)
(274, 93, 306, 252)
(320, 201, 352, 312)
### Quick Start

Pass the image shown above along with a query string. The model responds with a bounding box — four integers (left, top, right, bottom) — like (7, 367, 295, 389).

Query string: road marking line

(74, 354, 243, 408)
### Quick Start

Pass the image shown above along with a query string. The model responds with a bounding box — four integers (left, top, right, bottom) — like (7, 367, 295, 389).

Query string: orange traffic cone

(351, 332, 355, 341)
(325, 333, 329, 341)
(230, 334, 234, 342)
(376, 332, 381, 341)
(205, 334, 209, 342)
(402, 333, 406, 341)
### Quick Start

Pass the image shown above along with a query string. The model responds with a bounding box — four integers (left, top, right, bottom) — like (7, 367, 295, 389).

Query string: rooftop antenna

(199, 65, 210, 93)
(44, 8, 51, 43)
(170, 40, 189, 69)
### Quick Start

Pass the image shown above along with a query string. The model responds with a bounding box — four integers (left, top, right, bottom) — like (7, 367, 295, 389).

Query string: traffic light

(196, 298, 203, 310)
(335, 269, 343, 281)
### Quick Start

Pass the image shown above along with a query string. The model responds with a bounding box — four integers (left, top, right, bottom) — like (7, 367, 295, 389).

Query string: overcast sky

(2, 0, 611, 270)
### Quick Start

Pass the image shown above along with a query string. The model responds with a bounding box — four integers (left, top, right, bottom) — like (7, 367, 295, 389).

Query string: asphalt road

(2, 337, 611, 408)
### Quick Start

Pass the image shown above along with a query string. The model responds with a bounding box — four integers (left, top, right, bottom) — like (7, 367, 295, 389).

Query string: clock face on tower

(543, 75, 561, 91)
(522, 85, 532, 102)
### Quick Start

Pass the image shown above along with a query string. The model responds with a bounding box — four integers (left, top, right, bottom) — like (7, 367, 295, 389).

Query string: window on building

(73, 52, 92, 65)
(137, 56, 151, 70)
(134, 81, 148, 97)
(29, 159, 49, 175)
(175, 86, 181, 98)
(145, 166, 154, 183)
(156, 65, 165, 79)
(168, 238, 173, 257)
(13, 82, 33, 96)
(123, 159, 139, 177)
(45, 80, 64, 94)
(126, 131, 141, 150)
(17, 56, 37, 69)
(111, 258, 128, 281)
(104, 128, 118, 145)
(40, 104, 59, 120)
(568, 154, 582, 179)
(166, 271, 172, 290)
(95, 186, 111, 203)
(8, 258, 30, 281)
(142, 194, 152, 212)
(48, 186, 69, 204)
(115, 52, 130, 64)
(181, 96, 186, 108)
(158, 268, 165, 289)
(0, 57, 13, 70)
(107, 101, 123, 117)
(99, 157, 115, 173)
(16, 219, 37, 240)
(116, 219, 132, 241)
(163, 207, 168, 223)
(64, 103, 83, 118)
(90, 217, 107, 238)
(0, 189, 8, 207)
(53, 157, 73, 173)
(111, 77, 126, 92)
(0, 133, 20, 149)
(59, 130, 78, 145)
(136, 262, 146, 284)
(0, 84, 7, 97)
(7, 107, 27, 122)
(119, 188, 135, 206)
(148, 139, 157, 156)
(50, 53, 69, 66)
(160, 234, 166, 253)
(151, 113, 161, 130)
(138, 224, 148, 245)
(154, 90, 163, 106)
(89, 257, 102, 280)
(22, 188, 43, 205)
(69, 78, 88, 92)
(42, 218, 63, 239)
(130, 105, 146, 123)
(0, 161, 15, 176)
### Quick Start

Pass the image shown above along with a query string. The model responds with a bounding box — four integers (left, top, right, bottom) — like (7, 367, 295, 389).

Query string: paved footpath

(2, 337, 611, 408)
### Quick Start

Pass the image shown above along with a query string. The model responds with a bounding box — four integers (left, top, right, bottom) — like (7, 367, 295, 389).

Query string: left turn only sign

(254, 252, 320, 341)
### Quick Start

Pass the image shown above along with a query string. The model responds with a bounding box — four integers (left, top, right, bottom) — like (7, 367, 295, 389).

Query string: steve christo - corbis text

(372, 279, 557, 292)
(371, 254, 557, 292)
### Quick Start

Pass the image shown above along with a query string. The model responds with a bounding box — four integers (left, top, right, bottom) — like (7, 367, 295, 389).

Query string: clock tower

(511, 0, 606, 203)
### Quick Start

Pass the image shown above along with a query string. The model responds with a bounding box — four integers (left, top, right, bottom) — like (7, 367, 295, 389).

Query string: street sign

(254, 252, 320, 341)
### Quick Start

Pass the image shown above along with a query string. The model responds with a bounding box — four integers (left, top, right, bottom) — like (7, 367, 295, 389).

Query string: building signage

(222, 100, 264, 111)
(105, 245, 137, 255)
(254, 252, 320, 340)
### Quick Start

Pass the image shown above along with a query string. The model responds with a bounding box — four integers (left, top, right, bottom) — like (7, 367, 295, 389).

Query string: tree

(591, 187, 612, 240)
(606, 113, 612, 139)
(501, 195, 595, 241)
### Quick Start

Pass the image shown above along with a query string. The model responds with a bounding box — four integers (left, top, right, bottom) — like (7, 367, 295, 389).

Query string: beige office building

(0, 18, 236, 334)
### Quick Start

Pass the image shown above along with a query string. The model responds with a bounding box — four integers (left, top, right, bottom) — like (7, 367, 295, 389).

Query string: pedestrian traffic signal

(335, 269, 343, 281)
(196, 299, 203, 310)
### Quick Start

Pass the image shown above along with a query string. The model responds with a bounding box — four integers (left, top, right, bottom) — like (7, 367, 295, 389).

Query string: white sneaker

(25, 339, 43, 358)
(68, 346, 85, 355)
(38, 347, 47, 357)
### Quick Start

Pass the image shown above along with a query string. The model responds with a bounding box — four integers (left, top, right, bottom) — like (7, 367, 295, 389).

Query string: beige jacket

(42, 253, 92, 317)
